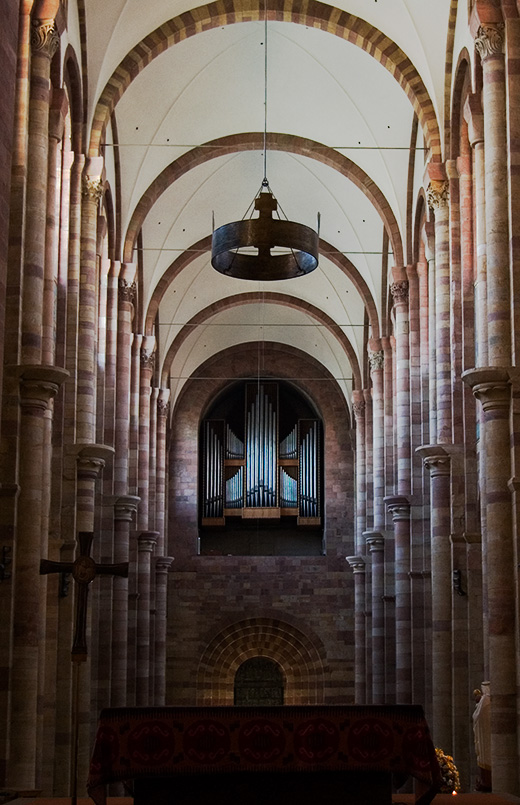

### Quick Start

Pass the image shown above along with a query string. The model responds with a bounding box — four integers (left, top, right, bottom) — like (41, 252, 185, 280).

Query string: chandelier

(211, 9, 320, 281)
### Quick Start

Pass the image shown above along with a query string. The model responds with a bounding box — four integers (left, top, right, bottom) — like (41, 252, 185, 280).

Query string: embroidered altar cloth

(87, 704, 442, 805)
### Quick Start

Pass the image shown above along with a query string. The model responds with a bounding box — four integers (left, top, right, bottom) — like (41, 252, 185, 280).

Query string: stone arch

(88, 0, 441, 161)
(145, 234, 380, 344)
(124, 133, 403, 268)
(168, 342, 354, 559)
(160, 292, 362, 390)
(196, 616, 327, 704)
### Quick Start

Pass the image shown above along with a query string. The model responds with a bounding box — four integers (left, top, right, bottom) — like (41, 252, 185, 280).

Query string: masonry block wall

(166, 344, 356, 703)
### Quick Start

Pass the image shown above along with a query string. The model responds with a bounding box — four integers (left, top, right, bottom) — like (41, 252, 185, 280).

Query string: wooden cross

(40, 530, 128, 662)
(40, 531, 128, 805)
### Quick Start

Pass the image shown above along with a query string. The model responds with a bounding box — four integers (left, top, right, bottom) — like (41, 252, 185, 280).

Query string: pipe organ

(201, 382, 321, 526)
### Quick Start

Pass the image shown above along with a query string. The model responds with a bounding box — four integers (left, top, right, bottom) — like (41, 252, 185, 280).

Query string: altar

(87, 704, 442, 805)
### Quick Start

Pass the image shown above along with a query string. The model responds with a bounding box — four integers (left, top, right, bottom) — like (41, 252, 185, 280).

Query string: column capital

(427, 179, 449, 211)
(363, 531, 385, 552)
(346, 555, 365, 573)
(138, 531, 159, 552)
(15, 364, 69, 412)
(390, 280, 409, 307)
(157, 393, 170, 419)
(351, 390, 365, 421)
(462, 366, 511, 411)
(114, 495, 140, 522)
(31, 18, 59, 56)
(475, 23, 505, 61)
(415, 444, 451, 476)
(155, 555, 174, 573)
(76, 444, 115, 480)
(118, 277, 136, 305)
(384, 495, 411, 521)
(368, 349, 384, 373)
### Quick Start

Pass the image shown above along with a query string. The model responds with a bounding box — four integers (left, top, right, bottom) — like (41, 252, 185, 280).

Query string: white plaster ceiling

(82, 0, 454, 407)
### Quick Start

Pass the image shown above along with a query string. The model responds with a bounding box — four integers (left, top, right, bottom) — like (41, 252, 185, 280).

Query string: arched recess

(123, 132, 403, 269)
(145, 235, 380, 344)
(168, 342, 354, 560)
(196, 616, 327, 705)
(88, 0, 441, 161)
(160, 292, 362, 391)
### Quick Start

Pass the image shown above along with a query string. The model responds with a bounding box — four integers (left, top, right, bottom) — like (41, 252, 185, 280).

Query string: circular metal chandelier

(211, 10, 320, 282)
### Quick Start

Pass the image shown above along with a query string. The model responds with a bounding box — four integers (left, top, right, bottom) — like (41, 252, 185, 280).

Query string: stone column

(78, 159, 104, 444)
(111, 495, 139, 707)
(8, 365, 68, 791)
(369, 345, 385, 532)
(364, 532, 385, 703)
(137, 339, 155, 531)
(155, 391, 170, 557)
(148, 387, 159, 532)
(352, 391, 366, 553)
(136, 532, 158, 706)
(75, 447, 113, 788)
(386, 274, 412, 703)
(20, 18, 59, 366)
(427, 179, 452, 443)
(384, 496, 411, 703)
(363, 388, 374, 531)
(463, 368, 517, 793)
(466, 95, 487, 367)
(154, 555, 174, 705)
(415, 445, 452, 751)
(381, 336, 394, 506)
(475, 22, 510, 368)
(346, 556, 366, 703)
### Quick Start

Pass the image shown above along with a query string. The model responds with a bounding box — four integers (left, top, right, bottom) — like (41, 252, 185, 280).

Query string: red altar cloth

(87, 704, 442, 805)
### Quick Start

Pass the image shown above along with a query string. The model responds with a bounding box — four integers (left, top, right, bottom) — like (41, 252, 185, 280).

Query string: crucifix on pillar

(40, 531, 128, 804)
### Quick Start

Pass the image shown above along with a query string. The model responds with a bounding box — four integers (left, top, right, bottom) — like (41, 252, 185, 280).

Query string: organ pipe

(202, 386, 320, 523)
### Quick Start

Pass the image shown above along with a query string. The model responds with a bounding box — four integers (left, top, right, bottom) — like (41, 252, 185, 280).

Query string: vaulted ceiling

(81, 0, 456, 406)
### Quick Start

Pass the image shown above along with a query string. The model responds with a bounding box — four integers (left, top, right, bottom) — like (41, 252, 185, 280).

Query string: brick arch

(88, 0, 441, 161)
(146, 234, 379, 344)
(196, 616, 327, 704)
(160, 292, 362, 390)
(124, 133, 403, 268)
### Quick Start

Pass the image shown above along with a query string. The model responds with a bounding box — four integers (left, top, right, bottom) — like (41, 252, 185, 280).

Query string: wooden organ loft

(199, 381, 323, 556)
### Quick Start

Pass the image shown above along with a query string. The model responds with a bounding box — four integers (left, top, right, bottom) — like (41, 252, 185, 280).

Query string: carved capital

(462, 367, 511, 412)
(155, 555, 174, 574)
(364, 531, 385, 552)
(81, 175, 104, 203)
(141, 347, 156, 371)
(31, 19, 59, 57)
(416, 444, 451, 477)
(17, 365, 69, 413)
(114, 495, 140, 522)
(118, 278, 136, 305)
(427, 180, 449, 210)
(390, 280, 409, 306)
(157, 397, 170, 418)
(352, 399, 365, 420)
(384, 495, 411, 521)
(138, 531, 159, 552)
(346, 555, 366, 573)
(369, 350, 384, 373)
(475, 23, 505, 61)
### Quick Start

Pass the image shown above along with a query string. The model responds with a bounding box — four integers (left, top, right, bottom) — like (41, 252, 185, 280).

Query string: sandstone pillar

(136, 532, 158, 706)
(138, 339, 155, 531)
(21, 18, 59, 365)
(352, 391, 366, 553)
(111, 495, 139, 707)
(154, 555, 174, 705)
(369, 346, 385, 532)
(8, 365, 68, 791)
(155, 391, 170, 556)
(386, 274, 412, 703)
(463, 368, 517, 793)
(415, 445, 452, 751)
(346, 556, 366, 703)
(364, 532, 385, 703)
(384, 496, 411, 703)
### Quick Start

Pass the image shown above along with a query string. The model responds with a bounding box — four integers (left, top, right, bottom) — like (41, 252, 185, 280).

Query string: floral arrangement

(435, 747, 461, 794)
